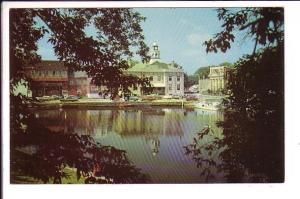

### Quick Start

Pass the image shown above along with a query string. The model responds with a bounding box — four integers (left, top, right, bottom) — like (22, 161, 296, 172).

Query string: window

(157, 75, 161, 81)
(177, 76, 180, 81)
(177, 84, 181, 91)
(169, 76, 172, 81)
(39, 71, 42, 76)
(53, 71, 56, 76)
(169, 84, 172, 91)
(45, 71, 48, 76)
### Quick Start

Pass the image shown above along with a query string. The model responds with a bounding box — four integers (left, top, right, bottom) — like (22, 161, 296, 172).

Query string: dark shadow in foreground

(11, 114, 150, 184)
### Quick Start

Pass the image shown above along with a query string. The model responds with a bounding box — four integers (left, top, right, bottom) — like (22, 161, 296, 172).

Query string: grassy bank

(11, 167, 86, 184)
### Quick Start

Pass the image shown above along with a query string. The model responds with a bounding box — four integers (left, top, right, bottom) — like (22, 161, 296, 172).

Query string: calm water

(34, 107, 224, 183)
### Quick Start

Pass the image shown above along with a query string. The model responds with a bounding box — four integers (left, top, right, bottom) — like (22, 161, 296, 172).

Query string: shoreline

(30, 99, 198, 109)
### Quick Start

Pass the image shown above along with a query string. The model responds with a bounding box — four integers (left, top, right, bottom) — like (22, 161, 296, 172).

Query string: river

(33, 107, 224, 183)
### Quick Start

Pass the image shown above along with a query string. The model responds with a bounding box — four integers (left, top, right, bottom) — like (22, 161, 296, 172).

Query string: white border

(2, 1, 300, 199)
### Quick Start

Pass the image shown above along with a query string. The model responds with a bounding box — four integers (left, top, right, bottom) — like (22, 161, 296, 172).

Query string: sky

(37, 8, 255, 75)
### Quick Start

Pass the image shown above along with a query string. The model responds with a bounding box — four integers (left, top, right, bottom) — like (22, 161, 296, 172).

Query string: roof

(127, 61, 183, 73)
(31, 77, 68, 82)
(29, 60, 67, 71)
(208, 65, 234, 78)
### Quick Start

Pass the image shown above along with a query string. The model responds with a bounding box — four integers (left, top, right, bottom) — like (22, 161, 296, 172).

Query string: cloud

(178, 19, 202, 32)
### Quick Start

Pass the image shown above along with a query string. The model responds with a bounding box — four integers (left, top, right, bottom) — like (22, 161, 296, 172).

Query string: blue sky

(37, 8, 255, 75)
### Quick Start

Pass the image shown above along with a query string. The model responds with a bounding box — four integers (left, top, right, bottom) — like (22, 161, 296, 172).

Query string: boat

(194, 101, 221, 111)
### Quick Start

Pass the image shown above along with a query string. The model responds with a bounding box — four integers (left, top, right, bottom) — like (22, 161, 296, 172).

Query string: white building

(126, 43, 184, 96)
(199, 65, 233, 93)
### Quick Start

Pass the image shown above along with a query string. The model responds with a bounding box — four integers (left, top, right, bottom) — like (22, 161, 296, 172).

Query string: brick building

(25, 60, 99, 98)
(25, 61, 69, 97)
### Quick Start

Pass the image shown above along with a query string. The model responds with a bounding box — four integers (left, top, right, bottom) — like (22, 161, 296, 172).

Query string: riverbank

(30, 98, 198, 109)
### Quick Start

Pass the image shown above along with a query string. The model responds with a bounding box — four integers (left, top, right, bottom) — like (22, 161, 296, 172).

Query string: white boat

(194, 101, 221, 111)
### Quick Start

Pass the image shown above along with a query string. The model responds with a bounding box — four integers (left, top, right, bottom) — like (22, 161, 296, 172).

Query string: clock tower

(149, 42, 161, 64)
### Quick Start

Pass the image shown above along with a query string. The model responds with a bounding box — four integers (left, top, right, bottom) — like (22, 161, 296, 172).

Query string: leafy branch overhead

(10, 8, 151, 98)
(204, 8, 283, 54)
(9, 8, 153, 184)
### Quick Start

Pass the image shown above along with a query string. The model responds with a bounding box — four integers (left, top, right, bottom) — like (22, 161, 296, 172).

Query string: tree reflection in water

(11, 115, 150, 184)
(183, 126, 226, 182)
(184, 124, 278, 183)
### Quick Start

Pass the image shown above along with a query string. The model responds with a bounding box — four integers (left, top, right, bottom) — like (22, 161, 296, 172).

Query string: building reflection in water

(33, 107, 222, 157)
(32, 107, 224, 183)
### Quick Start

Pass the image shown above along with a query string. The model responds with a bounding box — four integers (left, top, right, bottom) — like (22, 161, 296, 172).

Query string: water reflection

(32, 107, 224, 183)
(11, 123, 151, 184)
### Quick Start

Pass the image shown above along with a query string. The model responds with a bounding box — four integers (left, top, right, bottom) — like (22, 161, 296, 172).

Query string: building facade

(126, 43, 185, 96)
(198, 65, 233, 93)
(24, 43, 184, 98)
(25, 60, 99, 98)
(25, 61, 69, 97)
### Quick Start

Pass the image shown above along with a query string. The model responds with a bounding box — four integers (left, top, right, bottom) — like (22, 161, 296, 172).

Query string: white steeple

(149, 42, 160, 64)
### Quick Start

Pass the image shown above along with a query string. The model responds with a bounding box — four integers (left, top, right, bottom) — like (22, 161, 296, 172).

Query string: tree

(194, 62, 233, 80)
(218, 62, 233, 68)
(11, 119, 150, 183)
(10, 8, 151, 99)
(184, 73, 198, 89)
(204, 8, 283, 54)
(219, 44, 284, 182)
(194, 66, 210, 79)
(195, 8, 284, 182)
(10, 8, 152, 183)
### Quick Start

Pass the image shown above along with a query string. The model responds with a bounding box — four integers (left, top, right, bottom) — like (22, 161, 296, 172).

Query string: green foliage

(204, 8, 283, 54)
(10, 8, 152, 183)
(194, 62, 233, 80)
(10, 8, 151, 99)
(220, 44, 284, 182)
(196, 8, 284, 182)
(184, 73, 198, 89)
(218, 62, 233, 67)
(194, 66, 210, 79)
(11, 118, 150, 183)
(173, 62, 182, 69)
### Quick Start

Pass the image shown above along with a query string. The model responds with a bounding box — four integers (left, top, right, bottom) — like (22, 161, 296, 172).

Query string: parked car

(60, 95, 79, 102)
(36, 96, 52, 102)
(129, 96, 139, 101)
(51, 95, 62, 100)
(67, 95, 80, 100)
